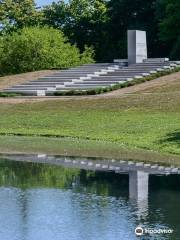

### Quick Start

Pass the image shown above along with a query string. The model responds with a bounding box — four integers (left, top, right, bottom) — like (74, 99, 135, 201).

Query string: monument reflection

(0, 154, 179, 239)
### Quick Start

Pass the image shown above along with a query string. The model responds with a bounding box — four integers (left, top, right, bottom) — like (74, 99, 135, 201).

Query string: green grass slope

(0, 73, 180, 156)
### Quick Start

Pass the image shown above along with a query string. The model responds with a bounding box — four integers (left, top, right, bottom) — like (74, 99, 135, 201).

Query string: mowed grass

(0, 79, 180, 156)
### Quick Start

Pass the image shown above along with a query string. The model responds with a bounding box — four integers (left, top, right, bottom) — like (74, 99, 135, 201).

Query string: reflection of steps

(3, 154, 180, 175)
(2, 153, 180, 217)
(2, 59, 180, 96)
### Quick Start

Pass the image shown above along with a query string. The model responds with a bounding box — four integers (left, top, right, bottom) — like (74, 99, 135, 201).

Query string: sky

(36, 0, 59, 7)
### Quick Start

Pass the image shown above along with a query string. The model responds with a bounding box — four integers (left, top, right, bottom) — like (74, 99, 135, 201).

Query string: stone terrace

(1, 59, 180, 96)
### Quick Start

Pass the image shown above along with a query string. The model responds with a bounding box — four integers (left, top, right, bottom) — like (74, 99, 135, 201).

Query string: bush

(0, 27, 94, 75)
(0, 92, 22, 97)
(80, 46, 95, 64)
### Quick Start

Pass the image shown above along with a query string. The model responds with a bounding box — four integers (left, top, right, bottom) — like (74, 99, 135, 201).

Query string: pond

(0, 154, 180, 240)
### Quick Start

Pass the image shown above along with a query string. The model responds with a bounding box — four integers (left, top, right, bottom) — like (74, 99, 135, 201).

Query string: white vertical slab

(128, 30, 147, 64)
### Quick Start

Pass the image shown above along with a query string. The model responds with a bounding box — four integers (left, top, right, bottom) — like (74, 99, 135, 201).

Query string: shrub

(86, 89, 97, 95)
(0, 27, 94, 75)
(80, 46, 95, 64)
(0, 92, 22, 97)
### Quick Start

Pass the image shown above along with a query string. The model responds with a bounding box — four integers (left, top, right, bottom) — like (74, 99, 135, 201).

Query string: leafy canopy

(0, 0, 43, 33)
(0, 26, 94, 75)
(43, 0, 108, 60)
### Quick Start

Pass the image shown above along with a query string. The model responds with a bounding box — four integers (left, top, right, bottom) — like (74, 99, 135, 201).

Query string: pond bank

(1, 136, 180, 166)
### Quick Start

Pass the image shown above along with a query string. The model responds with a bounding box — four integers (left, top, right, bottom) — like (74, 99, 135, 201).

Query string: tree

(156, 0, 180, 59)
(0, 0, 43, 34)
(43, 0, 108, 61)
(106, 0, 161, 60)
(43, 0, 180, 61)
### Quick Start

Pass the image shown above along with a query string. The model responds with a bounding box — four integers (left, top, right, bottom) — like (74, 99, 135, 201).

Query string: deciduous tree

(43, 0, 108, 61)
(0, 0, 43, 33)
(156, 0, 180, 59)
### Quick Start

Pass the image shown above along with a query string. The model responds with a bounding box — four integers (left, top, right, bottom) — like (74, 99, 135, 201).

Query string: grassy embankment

(0, 72, 180, 164)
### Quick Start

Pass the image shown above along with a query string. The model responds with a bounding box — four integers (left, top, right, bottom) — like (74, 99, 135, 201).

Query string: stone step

(143, 58, 169, 63)
(128, 65, 170, 69)
(65, 70, 107, 74)
(58, 67, 113, 71)
(64, 83, 113, 88)
(49, 72, 100, 76)
(132, 62, 170, 65)
(57, 85, 107, 90)
(114, 68, 159, 72)
(124, 66, 169, 70)
(87, 78, 132, 82)
(90, 76, 133, 80)
(15, 83, 64, 87)
(70, 80, 125, 84)
(44, 73, 103, 78)
(101, 71, 157, 76)
(81, 64, 111, 67)
(53, 69, 106, 72)
(32, 77, 74, 81)
(30, 80, 73, 83)
(131, 62, 169, 65)
(108, 71, 149, 75)
(6, 86, 52, 90)
(4, 89, 45, 96)
(60, 70, 107, 73)
(39, 76, 102, 80)
(99, 73, 145, 77)
(9, 80, 125, 89)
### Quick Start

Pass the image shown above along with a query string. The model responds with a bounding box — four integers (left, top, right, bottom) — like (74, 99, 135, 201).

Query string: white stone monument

(128, 30, 147, 64)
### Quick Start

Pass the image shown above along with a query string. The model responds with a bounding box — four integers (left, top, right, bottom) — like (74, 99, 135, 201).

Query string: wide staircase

(2, 58, 179, 96)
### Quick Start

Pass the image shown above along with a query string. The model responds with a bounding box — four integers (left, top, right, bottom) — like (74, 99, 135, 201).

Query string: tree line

(0, 0, 179, 63)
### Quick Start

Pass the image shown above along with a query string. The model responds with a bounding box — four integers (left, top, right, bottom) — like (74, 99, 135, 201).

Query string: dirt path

(0, 71, 179, 104)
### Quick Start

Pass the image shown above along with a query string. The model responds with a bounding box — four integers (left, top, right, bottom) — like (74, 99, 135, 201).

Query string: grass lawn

(0, 72, 180, 159)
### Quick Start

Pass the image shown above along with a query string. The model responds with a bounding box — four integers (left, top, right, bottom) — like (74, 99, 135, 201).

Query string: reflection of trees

(0, 159, 129, 198)
(148, 175, 180, 239)
(0, 159, 80, 189)
(71, 170, 129, 210)
(78, 170, 129, 197)
(150, 175, 180, 189)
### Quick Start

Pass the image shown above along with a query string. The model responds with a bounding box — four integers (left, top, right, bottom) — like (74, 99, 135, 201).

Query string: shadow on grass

(160, 131, 180, 146)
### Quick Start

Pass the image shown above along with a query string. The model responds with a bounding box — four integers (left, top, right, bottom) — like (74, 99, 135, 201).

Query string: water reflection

(0, 155, 179, 239)
(129, 171, 149, 220)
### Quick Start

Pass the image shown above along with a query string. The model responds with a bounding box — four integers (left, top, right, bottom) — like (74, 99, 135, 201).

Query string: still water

(0, 156, 180, 240)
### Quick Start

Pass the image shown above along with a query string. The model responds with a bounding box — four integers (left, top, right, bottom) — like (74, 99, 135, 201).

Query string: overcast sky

(36, 0, 59, 7)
